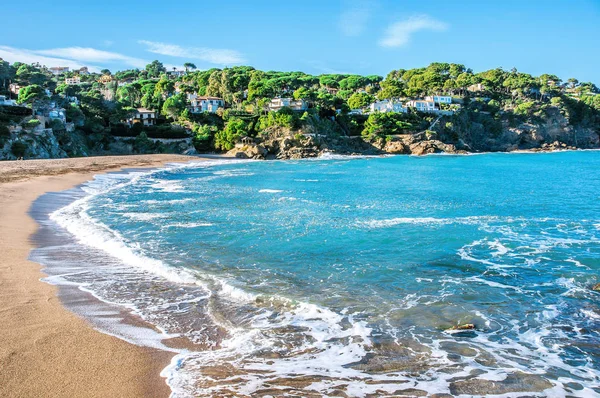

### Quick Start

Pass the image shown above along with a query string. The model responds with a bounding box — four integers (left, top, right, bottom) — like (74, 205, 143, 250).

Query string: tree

(214, 118, 249, 150)
(362, 113, 414, 139)
(16, 84, 47, 114)
(183, 62, 197, 73)
(161, 93, 187, 120)
(101, 69, 111, 75)
(348, 92, 375, 109)
(145, 60, 166, 78)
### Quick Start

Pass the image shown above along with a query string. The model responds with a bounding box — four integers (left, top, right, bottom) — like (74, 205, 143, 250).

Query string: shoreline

(0, 154, 204, 398)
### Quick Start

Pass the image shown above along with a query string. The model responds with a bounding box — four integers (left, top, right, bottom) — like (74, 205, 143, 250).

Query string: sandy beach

(0, 154, 200, 398)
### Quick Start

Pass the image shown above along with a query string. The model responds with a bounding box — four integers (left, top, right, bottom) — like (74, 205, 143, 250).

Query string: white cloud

(0, 45, 149, 72)
(0, 45, 99, 72)
(339, 2, 371, 37)
(379, 15, 448, 48)
(139, 40, 246, 65)
(36, 47, 147, 68)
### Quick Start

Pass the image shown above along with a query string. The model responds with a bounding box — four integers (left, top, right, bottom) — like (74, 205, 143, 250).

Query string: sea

(30, 151, 600, 397)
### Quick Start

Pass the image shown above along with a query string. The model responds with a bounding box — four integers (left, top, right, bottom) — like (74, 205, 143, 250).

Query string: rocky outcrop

(1, 128, 68, 160)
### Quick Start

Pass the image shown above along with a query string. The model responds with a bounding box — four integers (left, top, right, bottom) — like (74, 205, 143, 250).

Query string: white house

(406, 100, 436, 112)
(468, 83, 485, 92)
(128, 108, 156, 126)
(189, 96, 224, 114)
(426, 95, 452, 104)
(0, 95, 18, 106)
(9, 83, 21, 95)
(49, 66, 69, 75)
(268, 98, 308, 112)
(368, 100, 407, 113)
(65, 76, 81, 85)
(167, 70, 186, 79)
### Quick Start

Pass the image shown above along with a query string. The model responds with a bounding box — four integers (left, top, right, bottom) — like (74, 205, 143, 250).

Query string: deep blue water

(48, 152, 600, 397)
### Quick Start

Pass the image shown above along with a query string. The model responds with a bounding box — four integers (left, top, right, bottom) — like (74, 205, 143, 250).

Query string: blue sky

(1, 0, 599, 83)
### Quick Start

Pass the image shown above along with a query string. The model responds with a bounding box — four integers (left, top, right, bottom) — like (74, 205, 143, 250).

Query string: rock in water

(446, 323, 475, 333)
(592, 283, 600, 291)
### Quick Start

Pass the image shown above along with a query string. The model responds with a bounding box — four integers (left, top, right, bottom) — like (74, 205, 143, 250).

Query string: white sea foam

(258, 189, 283, 193)
(122, 212, 165, 221)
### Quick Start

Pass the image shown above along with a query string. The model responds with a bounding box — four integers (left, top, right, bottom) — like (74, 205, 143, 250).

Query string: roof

(194, 96, 223, 101)
(136, 108, 155, 113)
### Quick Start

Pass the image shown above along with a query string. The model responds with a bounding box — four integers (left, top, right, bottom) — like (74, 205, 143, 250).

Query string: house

(406, 100, 436, 112)
(189, 96, 224, 114)
(167, 70, 186, 79)
(9, 83, 21, 95)
(77, 67, 90, 75)
(118, 78, 135, 87)
(65, 76, 81, 85)
(267, 98, 308, 112)
(128, 108, 156, 126)
(425, 95, 452, 104)
(467, 83, 485, 92)
(49, 66, 69, 75)
(368, 99, 407, 113)
(98, 75, 113, 84)
(0, 95, 18, 106)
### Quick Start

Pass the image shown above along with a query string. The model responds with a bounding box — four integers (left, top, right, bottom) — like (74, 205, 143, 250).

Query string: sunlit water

(36, 152, 600, 397)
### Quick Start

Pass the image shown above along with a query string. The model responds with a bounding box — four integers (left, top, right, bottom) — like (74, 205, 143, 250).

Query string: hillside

(1, 60, 599, 160)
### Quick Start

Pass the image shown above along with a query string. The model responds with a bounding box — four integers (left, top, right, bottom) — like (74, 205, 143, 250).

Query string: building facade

(406, 100, 436, 112)
(368, 100, 407, 113)
(426, 95, 452, 104)
(189, 96, 225, 114)
(128, 108, 157, 126)
(65, 76, 81, 85)
(268, 98, 308, 112)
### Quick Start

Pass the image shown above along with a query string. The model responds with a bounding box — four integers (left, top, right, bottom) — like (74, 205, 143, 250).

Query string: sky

(1, 0, 599, 83)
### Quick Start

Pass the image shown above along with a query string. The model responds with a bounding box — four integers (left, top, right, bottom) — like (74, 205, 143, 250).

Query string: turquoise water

(48, 152, 600, 396)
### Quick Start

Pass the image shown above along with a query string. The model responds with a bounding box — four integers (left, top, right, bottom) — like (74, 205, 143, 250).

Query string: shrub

(11, 141, 27, 158)
(214, 118, 250, 151)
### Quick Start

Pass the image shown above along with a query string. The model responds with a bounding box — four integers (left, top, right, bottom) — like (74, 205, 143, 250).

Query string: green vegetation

(0, 57, 599, 159)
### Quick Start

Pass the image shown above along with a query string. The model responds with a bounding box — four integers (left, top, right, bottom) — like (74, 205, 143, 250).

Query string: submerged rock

(449, 372, 553, 395)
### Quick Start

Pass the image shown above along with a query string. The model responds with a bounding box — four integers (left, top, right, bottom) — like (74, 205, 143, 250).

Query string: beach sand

(0, 154, 201, 398)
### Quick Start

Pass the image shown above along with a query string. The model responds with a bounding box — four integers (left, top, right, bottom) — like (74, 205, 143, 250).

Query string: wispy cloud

(36, 47, 147, 68)
(379, 15, 448, 48)
(139, 40, 246, 65)
(338, 1, 372, 37)
(0, 45, 98, 71)
(0, 45, 148, 72)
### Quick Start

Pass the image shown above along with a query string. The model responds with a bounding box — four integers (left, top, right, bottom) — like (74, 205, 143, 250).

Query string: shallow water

(34, 152, 600, 397)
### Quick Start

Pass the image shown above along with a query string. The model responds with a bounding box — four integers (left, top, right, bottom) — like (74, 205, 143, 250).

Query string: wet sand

(0, 155, 201, 398)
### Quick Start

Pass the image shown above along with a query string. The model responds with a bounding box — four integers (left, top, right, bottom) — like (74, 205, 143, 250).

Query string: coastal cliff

(226, 103, 599, 159)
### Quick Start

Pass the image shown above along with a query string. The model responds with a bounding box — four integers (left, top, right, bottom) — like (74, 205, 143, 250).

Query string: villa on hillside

(49, 66, 69, 75)
(189, 96, 224, 114)
(167, 70, 186, 79)
(425, 95, 452, 104)
(118, 78, 135, 87)
(369, 99, 407, 113)
(406, 100, 436, 112)
(127, 108, 157, 126)
(65, 76, 81, 85)
(98, 75, 113, 84)
(9, 83, 21, 95)
(267, 98, 308, 112)
(468, 83, 486, 92)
